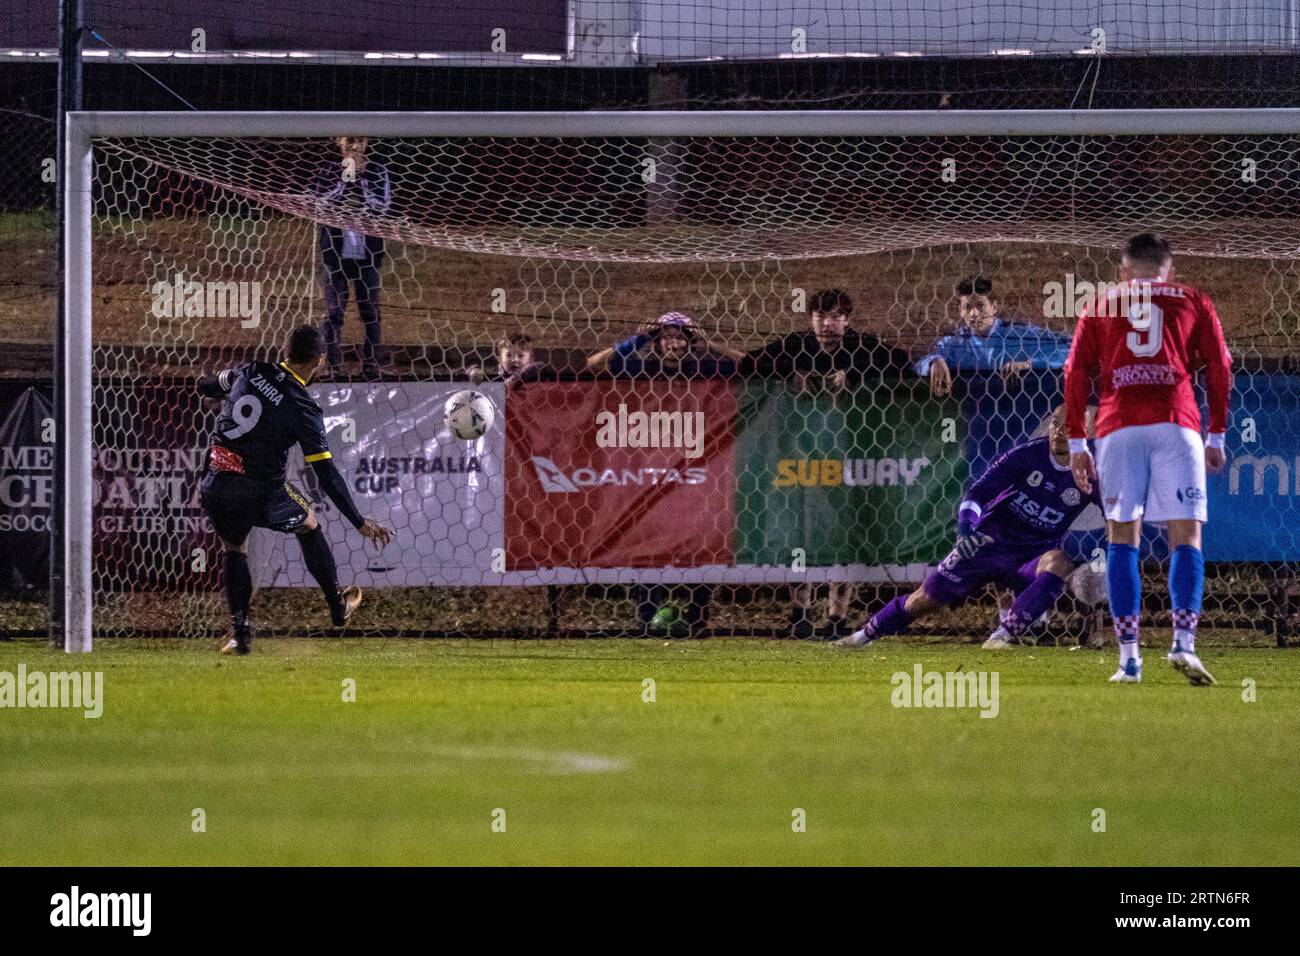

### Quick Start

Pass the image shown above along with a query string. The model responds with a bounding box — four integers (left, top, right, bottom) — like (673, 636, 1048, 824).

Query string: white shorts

(1094, 423, 1208, 524)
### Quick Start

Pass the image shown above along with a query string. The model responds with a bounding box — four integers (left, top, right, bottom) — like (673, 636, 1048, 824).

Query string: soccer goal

(58, 109, 1300, 651)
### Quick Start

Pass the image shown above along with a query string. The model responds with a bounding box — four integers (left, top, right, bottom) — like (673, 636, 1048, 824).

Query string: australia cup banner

(252, 381, 506, 588)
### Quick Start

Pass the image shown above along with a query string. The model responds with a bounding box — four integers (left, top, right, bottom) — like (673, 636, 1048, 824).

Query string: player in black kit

(198, 326, 392, 655)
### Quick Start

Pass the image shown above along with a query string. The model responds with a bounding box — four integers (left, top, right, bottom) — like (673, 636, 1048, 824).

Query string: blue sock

(1107, 542, 1142, 661)
(1169, 544, 1204, 652)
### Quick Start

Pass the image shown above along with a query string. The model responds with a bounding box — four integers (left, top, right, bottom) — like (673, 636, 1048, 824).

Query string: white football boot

(219, 635, 250, 656)
(1107, 658, 1142, 683)
(832, 627, 877, 649)
(1168, 649, 1216, 686)
(982, 626, 1014, 649)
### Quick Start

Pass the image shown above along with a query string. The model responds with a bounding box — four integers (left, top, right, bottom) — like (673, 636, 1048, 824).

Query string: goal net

(61, 110, 1300, 649)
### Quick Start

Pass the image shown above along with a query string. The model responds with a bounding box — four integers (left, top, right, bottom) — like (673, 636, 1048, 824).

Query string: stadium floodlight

(60, 109, 1300, 652)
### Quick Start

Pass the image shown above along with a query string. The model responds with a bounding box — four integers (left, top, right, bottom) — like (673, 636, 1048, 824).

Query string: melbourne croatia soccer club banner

(0, 385, 54, 592)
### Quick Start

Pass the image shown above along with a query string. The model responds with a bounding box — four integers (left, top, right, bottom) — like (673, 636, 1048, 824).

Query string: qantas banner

(504, 380, 736, 572)
(254, 381, 506, 588)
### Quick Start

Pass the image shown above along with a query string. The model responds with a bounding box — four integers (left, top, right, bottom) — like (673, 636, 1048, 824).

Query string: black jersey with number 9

(209, 361, 333, 483)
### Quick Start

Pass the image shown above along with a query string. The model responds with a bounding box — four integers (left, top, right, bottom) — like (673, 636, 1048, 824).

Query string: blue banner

(1204, 373, 1300, 561)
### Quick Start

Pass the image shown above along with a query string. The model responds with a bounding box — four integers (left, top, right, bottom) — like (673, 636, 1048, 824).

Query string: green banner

(734, 379, 966, 566)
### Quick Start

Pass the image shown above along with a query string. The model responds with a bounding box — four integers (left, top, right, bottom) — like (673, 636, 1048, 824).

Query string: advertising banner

(92, 383, 216, 591)
(253, 381, 506, 587)
(1203, 374, 1300, 561)
(0, 386, 54, 593)
(733, 380, 967, 568)
(504, 379, 736, 570)
(6, 373, 1293, 596)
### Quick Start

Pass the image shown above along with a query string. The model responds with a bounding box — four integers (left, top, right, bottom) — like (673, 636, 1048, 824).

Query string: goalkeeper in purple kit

(836, 405, 1101, 649)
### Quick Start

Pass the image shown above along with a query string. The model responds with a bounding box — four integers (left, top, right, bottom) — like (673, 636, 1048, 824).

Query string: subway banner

(732, 381, 965, 569)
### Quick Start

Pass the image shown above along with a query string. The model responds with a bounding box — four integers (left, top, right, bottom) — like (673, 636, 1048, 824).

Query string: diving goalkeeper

(836, 405, 1101, 649)
(198, 326, 392, 655)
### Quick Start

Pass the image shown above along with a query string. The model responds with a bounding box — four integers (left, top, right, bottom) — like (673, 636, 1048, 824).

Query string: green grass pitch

(1, 637, 1297, 866)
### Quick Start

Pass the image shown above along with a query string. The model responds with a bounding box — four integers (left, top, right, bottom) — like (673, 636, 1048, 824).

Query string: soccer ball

(1069, 563, 1108, 607)
(444, 389, 494, 440)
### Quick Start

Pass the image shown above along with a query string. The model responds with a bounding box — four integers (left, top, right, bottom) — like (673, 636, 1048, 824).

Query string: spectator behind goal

(586, 311, 735, 637)
(915, 275, 1072, 398)
(586, 311, 743, 379)
(742, 288, 914, 640)
(467, 332, 555, 389)
(313, 135, 391, 380)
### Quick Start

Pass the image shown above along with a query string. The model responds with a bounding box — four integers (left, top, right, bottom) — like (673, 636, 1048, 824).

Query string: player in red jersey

(1064, 233, 1233, 685)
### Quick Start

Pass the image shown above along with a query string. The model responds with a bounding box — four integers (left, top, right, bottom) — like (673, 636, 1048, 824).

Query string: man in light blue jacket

(915, 275, 1072, 396)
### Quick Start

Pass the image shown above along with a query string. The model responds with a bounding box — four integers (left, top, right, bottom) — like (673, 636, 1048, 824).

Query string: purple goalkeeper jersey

(961, 437, 1100, 553)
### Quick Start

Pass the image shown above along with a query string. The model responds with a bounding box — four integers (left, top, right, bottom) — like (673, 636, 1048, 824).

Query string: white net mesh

(103, 134, 1300, 261)
(85, 128, 1300, 644)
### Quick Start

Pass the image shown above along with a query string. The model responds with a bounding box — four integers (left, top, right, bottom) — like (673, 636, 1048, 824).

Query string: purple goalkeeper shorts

(921, 542, 1046, 608)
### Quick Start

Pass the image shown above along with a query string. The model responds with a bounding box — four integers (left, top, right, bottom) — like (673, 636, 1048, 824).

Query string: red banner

(505, 380, 736, 569)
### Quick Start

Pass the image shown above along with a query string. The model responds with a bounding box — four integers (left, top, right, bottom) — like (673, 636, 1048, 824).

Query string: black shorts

(200, 471, 312, 545)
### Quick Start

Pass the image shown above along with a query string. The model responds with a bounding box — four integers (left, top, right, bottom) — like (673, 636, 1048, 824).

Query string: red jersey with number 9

(1064, 278, 1233, 440)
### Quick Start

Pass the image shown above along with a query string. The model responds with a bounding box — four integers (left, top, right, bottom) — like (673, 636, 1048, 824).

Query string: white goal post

(60, 107, 1300, 652)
